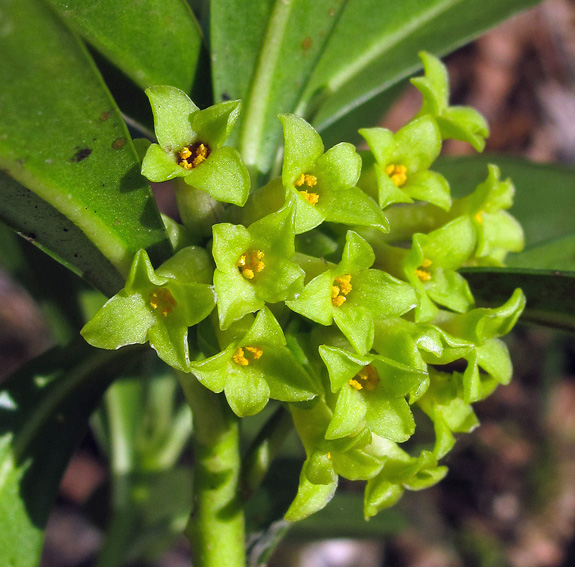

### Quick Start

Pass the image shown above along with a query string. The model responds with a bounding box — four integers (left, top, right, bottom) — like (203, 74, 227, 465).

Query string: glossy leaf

(0, 0, 171, 278)
(0, 172, 124, 296)
(46, 0, 203, 93)
(301, 0, 543, 135)
(211, 0, 348, 179)
(462, 268, 575, 333)
(0, 341, 141, 567)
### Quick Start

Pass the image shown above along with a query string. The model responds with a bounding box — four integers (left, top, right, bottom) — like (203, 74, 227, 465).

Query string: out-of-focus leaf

(46, 0, 203, 93)
(0, 0, 171, 278)
(462, 268, 575, 333)
(289, 493, 407, 539)
(211, 0, 348, 180)
(507, 235, 575, 272)
(0, 341, 141, 567)
(436, 155, 575, 248)
(0, 172, 124, 296)
(301, 0, 543, 134)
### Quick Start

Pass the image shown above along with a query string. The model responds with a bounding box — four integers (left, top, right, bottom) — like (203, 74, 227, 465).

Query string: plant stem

(178, 373, 246, 567)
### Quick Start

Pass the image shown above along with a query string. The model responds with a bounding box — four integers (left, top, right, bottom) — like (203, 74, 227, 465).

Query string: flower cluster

(82, 53, 525, 521)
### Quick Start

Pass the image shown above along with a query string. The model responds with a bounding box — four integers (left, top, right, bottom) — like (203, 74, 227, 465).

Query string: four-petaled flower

(278, 113, 389, 234)
(81, 248, 216, 371)
(288, 230, 417, 354)
(359, 115, 451, 211)
(189, 308, 318, 416)
(212, 200, 305, 329)
(141, 85, 250, 206)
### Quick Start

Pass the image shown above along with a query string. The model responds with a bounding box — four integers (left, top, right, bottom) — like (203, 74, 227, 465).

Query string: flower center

(348, 364, 380, 391)
(237, 249, 265, 280)
(149, 287, 177, 317)
(177, 142, 210, 170)
(415, 258, 433, 282)
(475, 211, 483, 224)
(232, 345, 263, 366)
(331, 274, 352, 307)
(295, 173, 319, 206)
(385, 163, 407, 187)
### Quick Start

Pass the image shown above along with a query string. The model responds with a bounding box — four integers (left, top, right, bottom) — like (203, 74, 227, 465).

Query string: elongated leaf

(211, 0, 348, 179)
(507, 235, 575, 272)
(0, 341, 142, 567)
(462, 268, 575, 332)
(0, 172, 123, 296)
(0, 0, 171, 278)
(301, 0, 543, 134)
(436, 156, 575, 248)
(46, 0, 203, 93)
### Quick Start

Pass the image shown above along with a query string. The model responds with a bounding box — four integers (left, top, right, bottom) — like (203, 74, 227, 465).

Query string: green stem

(178, 373, 246, 567)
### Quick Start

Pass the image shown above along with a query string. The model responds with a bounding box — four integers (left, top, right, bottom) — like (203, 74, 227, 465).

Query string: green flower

(278, 113, 389, 234)
(373, 317, 474, 374)
(189, 308, 318, 417)
(287, 231, 417, 354)
(364, 437, 448, 518)
(436, 288, 526, 402)
(417, 369, 480, 459)
(285, 399, 384, 521)
(141, 85, 250, 206)
(81, 248, 216, 371)
(411, 51, 489, 151)
(319, 345, 427, 441)
(373, 216, 477, 322)
(451, 165, 525, 265)
(358, 115, 451, 210)
(212, 200, 304, 329)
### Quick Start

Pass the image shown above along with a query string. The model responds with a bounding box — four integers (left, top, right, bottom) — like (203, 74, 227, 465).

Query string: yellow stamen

(385, 163, 408, 187)
(232, 345, 263, 366)
(299, 190, 320, 206)
(295, 173, 317, 188)
(177, 142, 210, 170)
(331, 274, 352, 307)
(237, 250, 265, 280)
(475, 212, 483, 224)
(348, 364, 380, 391)
(149, 288, 177, 317)
(415, 259, 433, 282)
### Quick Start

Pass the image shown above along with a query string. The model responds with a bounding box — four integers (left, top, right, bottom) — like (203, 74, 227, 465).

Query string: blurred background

(1, 0, 574, 565)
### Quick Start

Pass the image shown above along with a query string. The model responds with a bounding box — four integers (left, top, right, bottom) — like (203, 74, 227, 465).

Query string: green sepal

(411, 51, 489, 151)
(359, 115, 451, 210)
(212, 202, 304, 329)
(417, 370, 480, 458)
(364, 437, 448, 518)
(145, 85, 198, 151)
(81, 248, 216, 371)
(189, 308, 317, 417)
(182, 146, 250, 206)
(191, 99, 242, 148)
(284, 469, 338, 522)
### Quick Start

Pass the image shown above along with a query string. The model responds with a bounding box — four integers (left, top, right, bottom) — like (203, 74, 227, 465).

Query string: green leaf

(0, 171, 124, 296)
(0, 0, 171, 277)
(435, 156, 575, 248)
(462, 267, 575, 333)
(301, 0, 543, 134)
(211, 0, 348, 179)
(507, 235, 575, 272)
(0, 341, 141, 567)
(45, 0, 203, 93)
